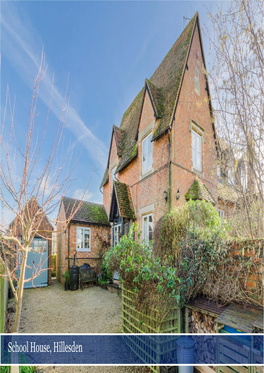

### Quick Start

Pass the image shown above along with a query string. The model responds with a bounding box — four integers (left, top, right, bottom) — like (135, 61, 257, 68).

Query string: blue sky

(0, 1, 222, 224)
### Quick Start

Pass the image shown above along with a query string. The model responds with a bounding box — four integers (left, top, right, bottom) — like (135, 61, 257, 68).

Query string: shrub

(62, 269, 70, 284)
(104, 225, 181, 312)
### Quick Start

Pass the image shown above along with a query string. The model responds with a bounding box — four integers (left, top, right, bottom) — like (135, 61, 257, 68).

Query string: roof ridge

(62, 196, 104, 207)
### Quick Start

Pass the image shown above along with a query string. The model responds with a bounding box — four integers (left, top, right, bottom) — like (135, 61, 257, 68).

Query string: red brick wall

(56, 203, 110, 284)
(229, 240, 263, 303)
(170, 26, 218, 210)
(103, 27, 218, 239)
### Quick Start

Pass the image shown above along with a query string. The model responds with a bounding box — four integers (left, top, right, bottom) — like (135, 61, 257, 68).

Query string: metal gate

(18, 238, 48, 288)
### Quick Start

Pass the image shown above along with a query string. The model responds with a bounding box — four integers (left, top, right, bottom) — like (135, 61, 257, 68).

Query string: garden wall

(228, 239, 263, 305)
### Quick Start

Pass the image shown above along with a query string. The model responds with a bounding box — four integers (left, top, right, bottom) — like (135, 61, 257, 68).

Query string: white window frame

(113, 223, 122, 247)
(194, 66, 200, 95)
(76, 226, 91, 252)
(192, 129, 202, 172)
(217, 209, 225, 226)
(228, 167, 234, 185)
(111, 166, 117, 192)
(142, 133, 152, 174)
(217, 165, 221, 179)
(142, 213, 153, 245)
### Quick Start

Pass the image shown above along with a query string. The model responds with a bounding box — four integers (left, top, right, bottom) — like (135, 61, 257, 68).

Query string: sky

(0, 0, 224, 225)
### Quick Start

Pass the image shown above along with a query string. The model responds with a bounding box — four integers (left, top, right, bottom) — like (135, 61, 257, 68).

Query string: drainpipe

(68, 225, 70, 271)
(168, 128, 171, 212)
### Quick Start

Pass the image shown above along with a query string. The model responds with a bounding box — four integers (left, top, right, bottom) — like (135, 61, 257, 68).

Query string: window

(217, 165, 221, 179)
(217, 209, 225, 226)
(240, 163, 247, 191)
(228, 167, 234, 185)
(142, 133, 152, 173)
(113, 224, 121, 246)
(111, 166, 117, 191)
(192, 130, 202, 171)
(77, 227, 91, 251)
(194, 67, 200, 95)
(142, 214, 153, 244)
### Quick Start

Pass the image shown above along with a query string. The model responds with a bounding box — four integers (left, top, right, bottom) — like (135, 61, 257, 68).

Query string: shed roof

(62, 197, 110, 226)
(185, 178, 216, 205)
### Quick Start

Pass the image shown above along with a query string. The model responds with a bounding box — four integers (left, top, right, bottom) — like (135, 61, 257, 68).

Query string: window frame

(142, 213, 153, 245)
(113, 223, 122, 247)
(192, 129, 202, 172)
(111, 166, 117, 192)
(217, 209, 225, 226)
(76, 226, 91, 252)
(142, 133, 153, 174)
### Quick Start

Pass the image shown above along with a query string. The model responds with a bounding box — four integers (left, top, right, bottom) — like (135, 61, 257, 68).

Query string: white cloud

(72, 188, 93, 202)
(0, 2, 107, 167)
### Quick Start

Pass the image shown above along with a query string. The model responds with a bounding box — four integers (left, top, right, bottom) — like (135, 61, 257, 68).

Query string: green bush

(0, 367, 37, 373)
(62, 269, 70, 284)
(104, 224, 181, 311)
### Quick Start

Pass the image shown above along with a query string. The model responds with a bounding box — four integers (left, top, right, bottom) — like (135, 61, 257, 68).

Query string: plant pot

(64, 282, 69, 291)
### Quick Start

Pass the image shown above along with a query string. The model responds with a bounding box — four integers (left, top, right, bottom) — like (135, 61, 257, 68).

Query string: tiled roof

(114, 181, 135, 219)
(62, 197, 110, 225)
(116, 13, 197, 174)
(185, 177, 217, 205)
(218, 183, 238, 203)
(113, 125, 124, 157)
(100, 167, 109, 189)
(100, 13, 198, 183)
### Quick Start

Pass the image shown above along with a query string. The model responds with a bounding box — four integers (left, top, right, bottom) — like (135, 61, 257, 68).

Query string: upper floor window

(240, 163, 247, 191)
(111, 166, 117, 191)
(142, 133, 152, 173)
(194, 67, 200, 95)
(143, 213, 153, 245)
(217, 165, 221, 179)
(192, 130, 202, 171)
(77, 227, 91, 252)
(228, 167, 234, 185)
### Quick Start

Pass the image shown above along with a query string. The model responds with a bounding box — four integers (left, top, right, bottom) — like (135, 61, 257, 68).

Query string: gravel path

(6, 280, 150, 372)
(15, 280, 122, 333)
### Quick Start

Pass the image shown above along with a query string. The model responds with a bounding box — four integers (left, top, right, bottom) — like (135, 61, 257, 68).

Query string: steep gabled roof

(116, 13, 197, 173)
(185, 178, 217, 205)
(62, 197, 110, 225)
(110, 181, 136, 220)
(100, 11, 216, 184)
(217, 183, 238, 204)
(100, 167, 109, 189)
(113, 125, 123, 157)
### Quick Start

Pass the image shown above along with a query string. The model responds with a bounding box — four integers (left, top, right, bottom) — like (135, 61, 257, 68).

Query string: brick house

(100, 12, 219, 245)
(56, 197, 110, 284)
(9, 196, 53, 288)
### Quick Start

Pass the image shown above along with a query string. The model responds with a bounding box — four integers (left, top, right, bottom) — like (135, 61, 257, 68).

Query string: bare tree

(207, 0, 264, 237)
(0, 52, 89, 353)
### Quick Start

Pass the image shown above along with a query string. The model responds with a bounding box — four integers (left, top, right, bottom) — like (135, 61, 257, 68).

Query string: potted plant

(62, 270, 70, 291)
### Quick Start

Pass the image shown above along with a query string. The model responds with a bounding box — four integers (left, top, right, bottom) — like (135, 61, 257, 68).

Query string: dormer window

(142, 133, 152, 173)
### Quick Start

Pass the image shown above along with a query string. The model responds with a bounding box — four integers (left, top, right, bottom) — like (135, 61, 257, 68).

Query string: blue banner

(1, 334, 263, 365)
